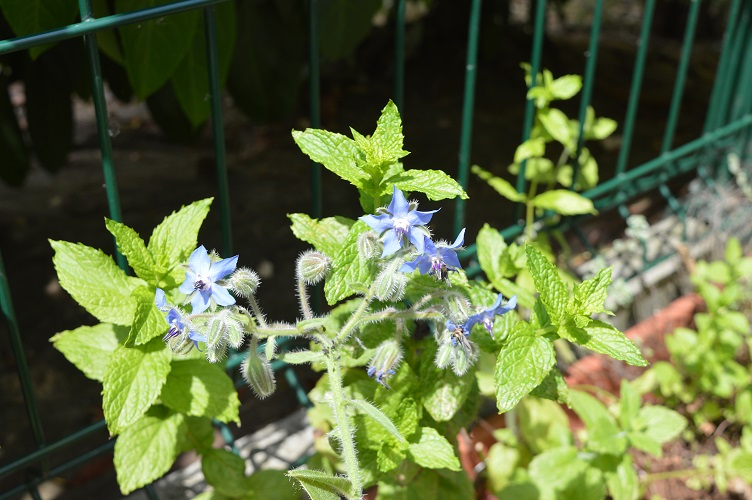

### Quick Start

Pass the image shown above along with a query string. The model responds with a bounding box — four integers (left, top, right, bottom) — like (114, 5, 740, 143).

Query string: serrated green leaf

(179, 416, 214, 454)
(350, 398, 406, 444)
(420, 345, 474, 422)
(171, 1, 235, 127)
(103, 337, 172, 435)
(202, 448, 249, 498)
(287, 213, 354, 256)
(575, 266, 612, 315)
(105, 219, 157, 284)
(476, 224, 508, 284)
(50, 240, 144, 326)
(113, 405, 185, 495)
(472, 165, 526, 202)
(588, 117, 617, 140)
(0, 0, 78, 59)
(531, 190, 597, 215)
(377, 442, 406, 472)
(635, 405, 687, 445)
(369, 100, 409, 167)
(582, 320, 647, 366)
(539, 108, 573, 147)
(525, 245, 568, 324)
(287, 468, 352, 500)
(50, 323, 128, 382)
(245, 470, 298, 500)
(118, 0, 200, 99)
(514, 138, 546, 163)
(378, 468, 474, 500)
(530, 367, 570, 407)
(292, 128, 368, 188)
(147, 198, 213, 284)
(385, 169, 468, 201)
(160, 359, 240, 424)
(569, 390, 627, 455)
(628, 431, 662, 457)
(495, 324, 556, 413)
(407, 427, 460, 471)
(324, 221, 374, 305)
(606, 454, 639, 500)
(549, 74, 582, 100)
(129, 286, 166, 345)
(619, 380, 641, 431)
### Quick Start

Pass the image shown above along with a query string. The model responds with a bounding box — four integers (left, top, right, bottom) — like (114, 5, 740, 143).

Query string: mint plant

(50, 101, 647, 499)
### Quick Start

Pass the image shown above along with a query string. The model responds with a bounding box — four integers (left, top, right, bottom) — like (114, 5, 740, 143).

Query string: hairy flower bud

(435, 342, 454, 369)
(242, 350, 276, 398)
(452, 346, 470, 376)
(373, 258, 407, 302)
(357, 231, 381, 260)
(205, 317, 228, 363)
(367, 340, 402, 389)
(228, 268, 260, 298)
(224, 316, 245, 349)
(296, 250, 331, 285)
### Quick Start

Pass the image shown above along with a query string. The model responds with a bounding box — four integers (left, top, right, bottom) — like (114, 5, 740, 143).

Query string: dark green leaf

(0, 0, 78, 59)
(319, 0, 380, 60)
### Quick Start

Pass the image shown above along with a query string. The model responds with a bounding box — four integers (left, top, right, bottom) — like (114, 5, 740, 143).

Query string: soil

(0, 3, 727, 498)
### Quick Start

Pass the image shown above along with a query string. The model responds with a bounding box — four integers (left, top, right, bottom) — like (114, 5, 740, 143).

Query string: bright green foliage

(50, 323, 128, 382)
(407, 427, 461, 471)
(160, 360, 241, 424)
(129, 286, 167, 345)
(288, 213, 354, 257)
(323, 220, 376, 304)
(286, 469, 353, 500)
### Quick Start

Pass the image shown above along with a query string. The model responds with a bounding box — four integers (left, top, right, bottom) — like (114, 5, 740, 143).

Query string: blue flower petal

(450, 228, 466, 248)
(191, 290, 211, 314)
(406, 208, 439, 226)
(399, 259, 420, 273)
(211, 285, 236, 307)
(441, 249, 462, 270)
(178, 272, 197, 294)
(408, 227, 426, 253)
(360, 213, 394, 234)
(381, 230, 402, 257)
(188, 246, 212, 275)
(388, 186, 410, 216)
(155, 288, 167, 308)
(209, 255, 238, 282)
(416, 257, 433, 274)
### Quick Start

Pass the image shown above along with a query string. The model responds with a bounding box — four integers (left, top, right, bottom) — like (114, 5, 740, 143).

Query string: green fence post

(309, 0, 322, 220)
(394, 0, 406, 112)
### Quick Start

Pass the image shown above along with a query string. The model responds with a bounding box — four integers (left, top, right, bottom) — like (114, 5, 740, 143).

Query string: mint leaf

(179, 416, 214, 454)
(538, 108, 573, 148)
(202, 448, 248, 498)
(377, 442, 406, 473)
(287, 213, 354, 256)
(525, 245, 568, 324)
(385, 169, 468, 201)
(495, 323, 556, 413)
(530, 190, 597, 215)
(471, 165, 526, 202)
(102, 337, 172, 435)
(50, 240, 144, 326)
(476, 224, 507, 284)
(324, 221, 374, 305)
(369, 100, 409, 167)
(246, 470, 299, 500)
(408, 427, 461, 471)
(129, 286, 166, 345)
(420, 345, 474, 422)
(349, 398, 406, 444)
(292, 128, 368, 188)
(528, 446, 587, 493)
(549, 74, 582, 100)
(113, 405, 185, 495)
(50, 323, 128, 382)
(569, 390, 627, 455)
(530, 367, 570, 407)
(161, 359, 240, 424)
(518, 397, 572, 453)
(582, 320, 648, 366)
(287, 469, 352, 500)
(105, 218, 157, 284)
(147, 198, 213, 284)
(575, 266, 613, 315)
(606, 454, 639, 500)
(635, 405, 687, 445)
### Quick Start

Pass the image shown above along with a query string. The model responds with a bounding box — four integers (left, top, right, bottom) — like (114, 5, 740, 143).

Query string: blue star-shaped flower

(360, 186, 438, 257)
(178, 246, 238, 314)
(400, 229, 465, 280)
(155, 288, 207, 351)
(465, 293, 518, 338)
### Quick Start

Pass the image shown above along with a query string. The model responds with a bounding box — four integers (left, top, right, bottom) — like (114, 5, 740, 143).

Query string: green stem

(525, 179, 539, 240)
(336, 290, 374, 344)
(325, 352, 362, 498)
(297, 276, 313, 320)
(246, 294, 267, 328)
(644, 467, 712, 483)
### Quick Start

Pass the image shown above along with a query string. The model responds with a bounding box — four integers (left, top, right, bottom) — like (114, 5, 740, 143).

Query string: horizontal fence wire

(2, 0, 752, 498)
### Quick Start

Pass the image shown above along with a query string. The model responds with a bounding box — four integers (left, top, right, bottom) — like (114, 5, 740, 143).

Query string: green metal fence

(1, 0, 751, 498)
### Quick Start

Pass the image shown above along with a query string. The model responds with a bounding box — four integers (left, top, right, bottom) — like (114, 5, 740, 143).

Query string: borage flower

(155, 288, 206, 352)
(360, 186, 437, 257)
(400, 229, 465, 281)
(178, 245, 238, 314)
(465, 293, 517, 339)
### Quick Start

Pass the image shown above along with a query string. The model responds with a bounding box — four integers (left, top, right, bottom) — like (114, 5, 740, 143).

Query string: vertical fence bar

(453, 0, 482, 235)
(78, 0, 127, 271)
(514, 0, 547, 222)
(703, 0, 742, 133)
(660, 0, 701, 153)
(729, 6, 752, 124)
(309, 0, 322, 220)
(0, 250, 47, 473)
(204, 6, 232, 256)
(614, 0, 655, 176)
(394, 0, 406, 112)
(572, 0, 604, 184)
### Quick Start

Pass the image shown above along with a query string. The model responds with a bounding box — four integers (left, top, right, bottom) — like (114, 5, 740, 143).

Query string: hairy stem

(326, 352, 362, 498)
(297, 276, 313, 320)
(246, 294, 267, 328)
(336, 290, 374, 344)
(525, 179, 539, 241)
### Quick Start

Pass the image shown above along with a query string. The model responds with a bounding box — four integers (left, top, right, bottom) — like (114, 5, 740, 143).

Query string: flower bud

(367, 340, 402, 389)
(452, 346, 470, 376)
(205, 317, 228, 363)
(357, 231, 381, 260)
(373, 258, 407, 302)
(224, 317, 245, 349)
(296, 250, 330, 285)
(228, 268, 261, 298)
(435, 342, 454, 369)
(242, 350, 276, 398)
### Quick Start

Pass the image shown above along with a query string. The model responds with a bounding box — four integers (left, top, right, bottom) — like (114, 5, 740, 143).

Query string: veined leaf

(385, 169, 468, 202)
(0, 0, 78, 59)
(288, 213, 354, 257)
(530, 190, 597, 215)
(160, 359, 240, 424)
(51, 323, 128, 382)
(471, 165, 526, 202)
(525, 245, 568, 324)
